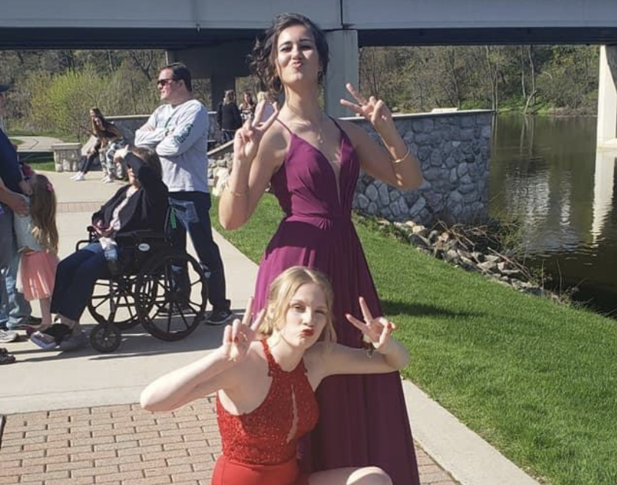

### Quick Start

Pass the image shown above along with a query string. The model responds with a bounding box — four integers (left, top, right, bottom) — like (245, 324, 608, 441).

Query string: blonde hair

(257, 91, 269, 103)
(29, 174, 59, 254)
(259, 266, 337, 343)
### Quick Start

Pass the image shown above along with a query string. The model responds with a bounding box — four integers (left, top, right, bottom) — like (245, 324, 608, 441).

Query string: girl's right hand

(220, 297, 265, 363)
(233, 104, 279, 165)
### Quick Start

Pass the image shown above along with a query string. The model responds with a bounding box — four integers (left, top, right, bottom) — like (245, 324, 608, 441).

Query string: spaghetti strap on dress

(253, 119, 420, 484)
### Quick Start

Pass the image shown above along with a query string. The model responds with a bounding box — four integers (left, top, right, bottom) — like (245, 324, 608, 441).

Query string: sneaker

(206, 308, 233, 326)
(59, 331, 88, 351)
(30, 331, 57, 350)
(102, 175, 111, 183)
(73, 172, 85, 181)
(0, 330, 18, 344)
(9, 316, 43, 331)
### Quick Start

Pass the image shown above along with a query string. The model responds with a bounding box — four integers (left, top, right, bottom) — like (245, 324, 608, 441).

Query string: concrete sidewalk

(14, 136, 64, 153)
(1, 172, 539, 485)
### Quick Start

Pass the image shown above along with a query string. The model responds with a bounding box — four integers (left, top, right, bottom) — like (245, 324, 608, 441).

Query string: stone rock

(357, 193, 370, 210)
(461, 129, 475, 141)
(430, 150, 442, 166)
(459, 183, 476, 195)
(449, 168, 458, 184)
(398, 197, 409, 215)
(367, 202, 378, 215)
(378, 183, 390, 205)
(366, 184, 378, 201)
(422, 118, 434, 132)
(412, 120, 424, 133)
(418, 146, 431, 162)
(449, 190, 463, 203)
(457, 163, 469, 178)
(409, 197, 426, 217)
(481, 125, 492, 138)
(478, 261, 497, 272)
(390, 190, 401, 202)
(461, 116, 475, 128)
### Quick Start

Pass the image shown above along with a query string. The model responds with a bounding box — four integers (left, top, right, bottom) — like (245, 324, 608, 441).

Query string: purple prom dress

(253, 119, 420, 485)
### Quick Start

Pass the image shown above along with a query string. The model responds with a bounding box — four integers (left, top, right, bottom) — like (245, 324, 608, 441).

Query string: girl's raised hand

(233, 103, 279, 165)
(340, 83, 394, 133)
(345, 296, 396, 354)
(221, 297, 265, 363)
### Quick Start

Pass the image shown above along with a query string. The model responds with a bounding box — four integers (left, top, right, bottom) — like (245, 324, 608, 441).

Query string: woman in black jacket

(34, 147, 168, 350)
(216, 90, 242, 142)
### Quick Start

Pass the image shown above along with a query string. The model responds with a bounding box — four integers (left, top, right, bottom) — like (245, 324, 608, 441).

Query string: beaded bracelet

(392, 147, 411, 165)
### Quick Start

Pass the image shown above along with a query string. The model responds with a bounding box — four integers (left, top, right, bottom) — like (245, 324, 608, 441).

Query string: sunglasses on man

(156, 78, 176, 87)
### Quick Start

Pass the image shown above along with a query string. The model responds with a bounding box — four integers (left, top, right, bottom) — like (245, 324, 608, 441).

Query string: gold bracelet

(392, 147, 411, 165)
(225, 184, 249, 197)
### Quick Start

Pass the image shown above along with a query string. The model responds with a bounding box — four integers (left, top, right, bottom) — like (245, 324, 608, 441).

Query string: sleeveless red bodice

(216, 339, 319, 466)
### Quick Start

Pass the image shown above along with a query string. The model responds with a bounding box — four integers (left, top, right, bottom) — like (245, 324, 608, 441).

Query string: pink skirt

(19, 251, 59, 301)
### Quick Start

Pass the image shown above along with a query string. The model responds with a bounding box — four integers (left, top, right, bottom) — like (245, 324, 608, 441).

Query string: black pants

(169, 192, 230, 311)
(79, 149, 100, 174)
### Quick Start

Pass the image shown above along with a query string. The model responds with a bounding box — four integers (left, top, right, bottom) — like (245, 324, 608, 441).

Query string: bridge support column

(324, 30, 358, 119)
(597, 45, 617, 148)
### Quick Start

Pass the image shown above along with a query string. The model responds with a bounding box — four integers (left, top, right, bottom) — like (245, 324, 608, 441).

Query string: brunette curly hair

(249, 13, 329, 94)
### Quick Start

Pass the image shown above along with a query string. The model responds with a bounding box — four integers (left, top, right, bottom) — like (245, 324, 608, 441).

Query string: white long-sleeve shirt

(135, 99, 209, 194)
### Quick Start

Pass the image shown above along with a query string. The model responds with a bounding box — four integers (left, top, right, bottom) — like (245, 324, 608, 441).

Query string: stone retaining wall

(348, 110, 493, 226)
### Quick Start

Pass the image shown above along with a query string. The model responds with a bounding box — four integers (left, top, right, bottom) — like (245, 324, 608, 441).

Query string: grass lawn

(26, 158, 56, 172)
(211, 194, 617, 485)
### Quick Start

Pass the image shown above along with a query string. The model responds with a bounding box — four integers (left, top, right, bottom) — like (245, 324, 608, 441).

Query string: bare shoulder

(335, 119, 366, 147)
(257, 121, 290, 169)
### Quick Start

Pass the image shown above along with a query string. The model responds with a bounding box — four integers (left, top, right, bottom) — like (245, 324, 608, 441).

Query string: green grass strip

(211, 194, 617, 485)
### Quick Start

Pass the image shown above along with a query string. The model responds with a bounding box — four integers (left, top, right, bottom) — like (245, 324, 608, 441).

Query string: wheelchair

(76, 220, 208, 353)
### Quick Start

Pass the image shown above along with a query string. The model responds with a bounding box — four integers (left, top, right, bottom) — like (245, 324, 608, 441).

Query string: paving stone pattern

(0, 398, 457, 485)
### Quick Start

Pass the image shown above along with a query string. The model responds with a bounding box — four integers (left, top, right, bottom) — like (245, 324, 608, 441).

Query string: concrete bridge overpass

(1, 0, 617, 145)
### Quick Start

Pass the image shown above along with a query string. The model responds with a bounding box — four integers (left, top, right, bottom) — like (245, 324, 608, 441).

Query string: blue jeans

(169, 192, 230, 311)
(0, 204, 32, 330)
(50, 243, 111, 322)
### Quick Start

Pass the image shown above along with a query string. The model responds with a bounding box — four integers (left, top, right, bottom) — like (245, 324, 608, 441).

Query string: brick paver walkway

(0, 399, 457, 485)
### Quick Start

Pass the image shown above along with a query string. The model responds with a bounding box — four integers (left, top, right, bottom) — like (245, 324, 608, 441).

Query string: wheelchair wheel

(135, 251, 208, 341)
(87, 277, 142, 330)
(90, 323, 122, 353)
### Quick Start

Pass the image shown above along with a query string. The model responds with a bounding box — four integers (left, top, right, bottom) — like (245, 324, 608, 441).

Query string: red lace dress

(212, 340, 319, 485)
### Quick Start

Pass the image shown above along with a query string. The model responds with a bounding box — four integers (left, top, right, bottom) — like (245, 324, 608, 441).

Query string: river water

(489, 113, 617, 315)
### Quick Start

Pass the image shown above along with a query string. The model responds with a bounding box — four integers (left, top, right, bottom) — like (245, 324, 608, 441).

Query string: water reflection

(490, 114, 617, 313)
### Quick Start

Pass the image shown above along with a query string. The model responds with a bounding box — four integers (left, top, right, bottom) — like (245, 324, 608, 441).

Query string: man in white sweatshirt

(135, 63, 231, 325)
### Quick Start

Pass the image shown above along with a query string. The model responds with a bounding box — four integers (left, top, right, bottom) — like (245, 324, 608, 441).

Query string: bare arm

(341, 83, 422, 190)
(218, 108, 283, 230)
(0, 175, 28, 216)
(310, 297, 409, 383)
(140, 305, 264, 412)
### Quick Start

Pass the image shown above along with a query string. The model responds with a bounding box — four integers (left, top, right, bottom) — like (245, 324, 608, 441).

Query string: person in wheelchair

(31, 147, 169, 351)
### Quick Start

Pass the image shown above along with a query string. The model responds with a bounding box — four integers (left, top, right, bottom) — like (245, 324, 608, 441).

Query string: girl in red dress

(141, 266, 410, 485)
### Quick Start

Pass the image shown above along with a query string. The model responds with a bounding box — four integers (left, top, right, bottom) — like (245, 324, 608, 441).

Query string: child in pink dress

(13, 173, 59, 342)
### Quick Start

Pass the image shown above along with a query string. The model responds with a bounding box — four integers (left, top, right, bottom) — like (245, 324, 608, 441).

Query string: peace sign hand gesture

(221, 297, 265, 363)
(345, 296, 396, 354)
(233, 103, 279, 165)
(340, 83, 394, 134)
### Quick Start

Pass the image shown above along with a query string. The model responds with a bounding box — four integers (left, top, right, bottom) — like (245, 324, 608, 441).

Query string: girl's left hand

(340, 83, 394, 134)
(345, 296, 396, 353)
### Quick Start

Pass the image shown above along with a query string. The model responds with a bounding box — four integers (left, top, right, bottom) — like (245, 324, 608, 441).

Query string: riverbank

(211, 194, 617, 485)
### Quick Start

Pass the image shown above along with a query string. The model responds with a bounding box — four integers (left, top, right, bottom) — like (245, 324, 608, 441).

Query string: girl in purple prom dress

(219, 13, 424, 485)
